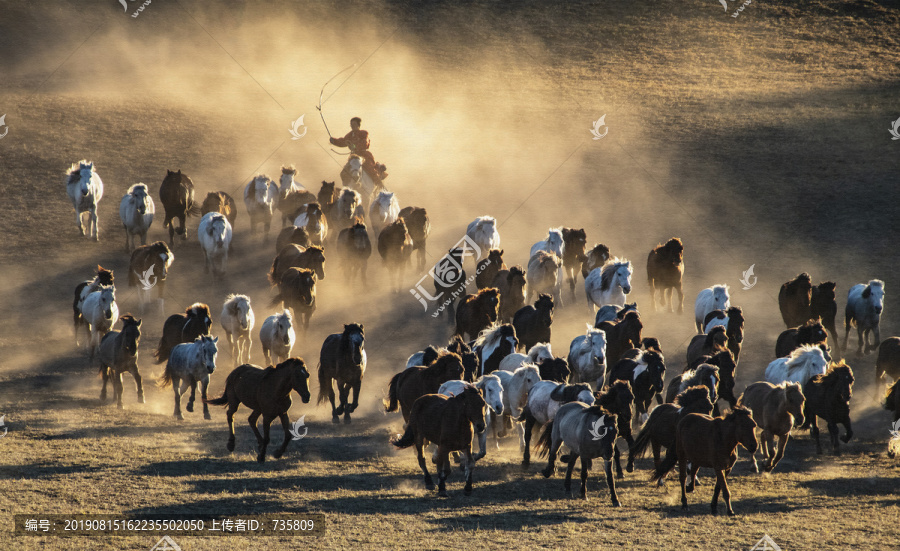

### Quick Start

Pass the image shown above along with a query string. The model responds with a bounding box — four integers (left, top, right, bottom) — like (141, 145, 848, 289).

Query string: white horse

(119, 183, 154, 251)
(499, 343, 554, 372)
(527, 250, 563, 305)
(368, 190, 399, 236)
(530, 228, 565, 286)
(244, 175, 279, 238)
(343, 155, 378, 209)
(466, 216, 500, 258)
(294, 204, 328, 245)
(765, 344, 828, 387)
(584, 258, 633, 310)
(844, 279, 885, 356)
(278, 166, 315, 226)
(333, 188, 366, 236)
(65, 160, 104, 241)
(567, 324, 608, 389)
(220, 294, 254, 366)
(198, 212, 233, 278)
(520, 380, 595, 465)
(160, 335, 218, 420)
(439, 375, 504, 461)
(694, 284, 730, 332)
(494, 363, 542, 449)
(260, 310, 295, 366)
(82, 285, 118, 361)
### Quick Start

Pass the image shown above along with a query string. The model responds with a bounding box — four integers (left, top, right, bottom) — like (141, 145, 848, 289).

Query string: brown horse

(811, 281, 841, 358)
(581, 243, 611, 280)
(737, 382, 805, 472)
(596, 310, 643, 366)
(391, 386, 486, 497)
(686, 326, 728, 365)
(200, 191, 237, 228)
(665, 363, 719, 406)
(73, 265, 114, 347)
(377, 218, 413, 293)
(277, 167, 316, 226)
(159, 169, 200, 245)
(317, 181, 339, 223)
(492, 266, 526, 323)
(98, 314, 143, 408)
(385, 352, 464, 421)
(456, 288, 501, 341)
(775, 318, 828, 358)
(647, 237, 684, 313)
(317, 323, 366, 424)
(652, 407, 758, 516)
(154, 303, 211, 364)
(513, 293, 554, 353)
(702, 306, 744, 363)
(475, 249, 505, 290)
(884, 379, 900, 423)
(687, 350, 738, 415)
(779, 272, 813, 328)
(268, 244, 326, 286)
(275, 226, 310, 254)
(560, 228, 587, 301)
(337, 220, 372, 286)
(398, 206, 430, 272)
(205, 358, 311, 463)
(433, 248, 468, 324)
(592, 380, 635, 477)
(292, 202, 328, 246)
(271, 267, 316, 333)
(802, 361, 854, 454)
(128, 241, 174, 315)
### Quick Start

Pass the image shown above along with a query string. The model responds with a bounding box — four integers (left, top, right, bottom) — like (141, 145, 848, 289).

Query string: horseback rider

(330, 117, 388, 187)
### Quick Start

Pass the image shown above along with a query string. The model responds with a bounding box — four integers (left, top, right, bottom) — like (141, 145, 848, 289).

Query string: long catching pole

(316, 63, 357, 139)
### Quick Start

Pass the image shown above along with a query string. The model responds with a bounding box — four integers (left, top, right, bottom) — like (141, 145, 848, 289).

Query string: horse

(466, 216, 500, 257)
(778, 272, 813, 328)
(337, 220, 372, 286)
(368, 190, 399, 236)
(244, 175, 279, 239)
(391, 386, 486, 497)
(333, 188, 366, 237)
(702, 306, 744, 363)
(652, 407, 758, 516)
(475, 249, 505, 290)
(592, 380, 636, 478)
(220, 295, 254, 366)
(259, 310, 295, 366)
(581, 243, 611, 280)
(154, 303, 212, 364)
(385, 352, 464, 421)
(811, 281, 841, 358)
(205, 358, 311, 462)
(127, 241, 174, 315)
(433, 248, 468, 324)
(447, 336, 480, 382)
(647, 238, 684, 313)
(494, 363, 542, 428)
(119, 183, 154, 251)
(65, 160, 104, 240)
(535, 401, 620, 504)
(561, 228, 587, 302)
(737, 382, 806, 473)
(538, 357, 571, 383)
(198, 212, 233, 279)
(765, 344, 828, 387)
(277, 167, 316, 227)
(566, 325, 607, 389)
(318, 323, 367, 424)
(596, 310, 643, 366)
(687, 350, 739, 415)
(98, 314, 143, 408)
(694, 284, 730, 332)
(269, 244, 326, 286)
(876, 337, 900, 398)
(527, 250, 563, 306)
(377, 218, 413, 293)
(275, 225, 310, 254)
(341, 154, 378, 208)
(513, 293, 554, 352)
(492, 266, 526, 323)
(317, 181, 339, 223)
(398, 206, 430, 272)
(159, 169, 200, 245)
(629, 386, 713, 484)
(499, 343, 554, 372)
(686, 326, 728, 365)
(844, 279, 885, 355)
(530, 229, 565, 290)
(82, 285, 118, 362)
(594, 302, 638, 325)
(884, 379, 900, 423)
(456, 288, 501, 341)
(158, 335, 219, 420)
(665, 363, 720, 407)
(607, 349, 666, 427)
(293, 202, 328, 246)
(802, 361, 854, 455)
(270, 268, 316, 333)
(200, 191, 238, 228)
(585, 258, 633, 310)
(439, 374, 504, 461)
(472, 323, 518, 376)
(519, 381, 595, 466)
(73, 266, 114, 347)
(775, 318, 828, 358)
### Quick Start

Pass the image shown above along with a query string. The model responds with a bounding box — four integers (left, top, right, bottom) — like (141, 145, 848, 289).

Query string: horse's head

(730, 406, 758, 454)
(347, 156, 363, 183)
(644, 351, 667, 394)
(616, 261, 634, 294)
(206, 214, 229, 248)
(674, 385, 715, 415)
(562, 228, 587, 256)
(711, 352, 738, 406)
(461, 352, 479, 383)
(227, 295, 252, 331)
(277, 310, 294, 345)
(814, 281, 837, 305)
(586, 326, 607, 368)
(664, 237, 684, 265)
(120, 315, 141, 355)
(283, 357, 311, 403)
(199, 335, 219, 374)
(539, 357, 570, 383)
(486, 249, 504, 269)
(307, 246, 326, 280)
(791, 273, 813, 306)
(279, 166, 297, 194)
(584, 409, 618, 455)
(132, 184, 150, 215)
(622, 311, 643, 347)
(783, 382, 806, 428)
(460, 385, 486, 433)
(552, 383, 595, 405)
(713, 284, 731, 309)
(501, 325, 519, 355)
(725, 307, 744, 343)
(479, 375, 504, 416)
(318, 181, 336, 204)
(831, 361, 855, 403)
(863, 280, 885, 316)
(535, 293, 554, 324)
(99, 285, 116, 318)
(344, 323, 365, 365)
(599, 381, 634, 436)
(515, 364, 541, 392)
(298, 269, 316, 305)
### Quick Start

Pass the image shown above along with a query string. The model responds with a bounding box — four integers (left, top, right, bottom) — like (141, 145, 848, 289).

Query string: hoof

(425, 482, 435, 491)
(335, 405, 345, 415)
(681, 504, 688, 511)
(685, 485, 694, 494)
(227, 440, 235, 452)
(138, 396, 146, 404)
(175, 414, 184, 421)
(464, 487, 472, 496)
(616, 472, 624, 479)
(612, 500, 622, 507)
(185, 403, 194, 413)
(257, 454, 266, 463)
(117, 403, 124, 410)
(579, 492, 587, 500)
(332, 416, 340, 424)
(437, 491, 449, 498)
(541, 467, 554, 478)
(626, 464, 634, 473)
(727, 509, 736, 517)
(711, 508, 718, 516)
(273, 450, 284, 459)
(343, 415, 352, 425)
(204, 412, 212, 420)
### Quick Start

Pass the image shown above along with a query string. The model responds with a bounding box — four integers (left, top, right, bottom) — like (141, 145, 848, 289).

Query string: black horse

(318, 324, 366, 424)
(513, 294, 554, 353)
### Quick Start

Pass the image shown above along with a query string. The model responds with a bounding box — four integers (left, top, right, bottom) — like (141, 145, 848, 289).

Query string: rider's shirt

(331, 130, 370, 154)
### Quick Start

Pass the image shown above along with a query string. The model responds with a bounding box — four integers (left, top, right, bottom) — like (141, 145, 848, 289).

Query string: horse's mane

(472, 287, 500, 304)
(810, 361, 853, 388)
(66, 159, 92, 179)
(704, 325, 727, 346)
(187, 303, 211, 318)
(508, 266, 526, 279)
(282, 165, 296, 174)
(473, 323, 511, 349)
(599, 258, 631, 292)
(785, 273, 812, 293)
(597, 380, 634, 409)
(683, 363, 719, 386)
(340, 323, 364, 351)
(120, 314, 139, 326)
(725, 405, 753, 420)
(786, 344, 824, 368)
(674, 385, 712, 408)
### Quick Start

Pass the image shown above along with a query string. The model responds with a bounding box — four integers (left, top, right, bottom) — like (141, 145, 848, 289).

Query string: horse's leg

(225, 402, 238, 451)
(248, 410, 263, 447)
(856, 325, 864, 356)
(225, 331, 235, 365)
(341, 383, 353, 424)
(325, 377, 339, 424)
(541, 431, 563, 479)
(130, 364, 145, 404)
(767, 433, 788, 472)
(186, 380, 197, 413)
(349, 379, 362, 414)
(679, 459, 689, 510)
(335, 382, 348, 417)
(649, 282, 657, 312)
(475, 413, 488, 461)
(711, 470, 723, 515)
(76, 208, 85, 236)
(167, 217, 175, 246)
(436, 447, 450, 497)
(113, 370, 125, 409)
(580, 456, 591, 499)
(415, 436, 434, 491)
(257, 414, 273, 463)
(179, 214, 187, 241)
(272, 413, 292, 459)
(686, 463, 700, 493)
(827, 422, 841, 455)
(750, 430, 761, 473)
(613, 438, 624, 479)
(522, 418, 534, 467)
(140, 230, 147, 247)
(562, 453, 577, 497)
(91, 205, 99, 241)
(624, 432, 636, 473)
(201, 378, 212, 420)
(463, 448, 475, 496)
(173, 379, 186, 420)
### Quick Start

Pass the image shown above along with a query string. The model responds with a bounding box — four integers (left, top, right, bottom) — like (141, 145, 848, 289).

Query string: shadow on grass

(799, 476, 900, 497)
(0, 461, 106, 480)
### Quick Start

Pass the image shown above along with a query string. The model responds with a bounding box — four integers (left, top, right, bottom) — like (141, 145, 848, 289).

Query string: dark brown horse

(154, 303, 211, 364)
(128, 241, 173, 314)
(779, 272, 813, 328)
(775, 318, 828, 358)
(337, 220, 372, 286)
(561, 228, 587, 301)
(593, 380, 635, 477)
(607, 349, 666, 430)
(275, 225, 310, 254)
(377, 218, 413, 292)
(581, 243, 611, 280)
(271, 267, 316, 333)
(596, 310, 643, 366)
(392, 386, 486, 497)
(877, 337, 900, 398)
(884, 379, 900, 423)
(475, 249, 505, 290)
(456, 288, 500, 341)
(292, 202, 327, 246)
(653, 407, 758, 516)
(385, 352, 464, 421)
(398, 206, 430, 272)
(318, 324, 366, 424)
(802, 361, 854, 454)
(811, 281, 840, 358)
(200, 191, 237, 228)
(686, 326, 728, 365)
(73, 265, 114, 347)
(159, 169, 200, 245)
(665, 363, 720, 406)
(97, 314, 143, 408)
(513, 293, 554, 352)
(702, 306, 744, 363)
(205, 358, 311, 462)
(269, 244, 326, 286)
(737, 381, 805, 472)
(492, 266, 526, 323)
(317, 181, 339, 224)
(687, 350, 738, 415)
(646, 237, 684, 313)
(434, 248, 468, 323)
(537, 357, 570, 383)
(447, 335, 480, 382)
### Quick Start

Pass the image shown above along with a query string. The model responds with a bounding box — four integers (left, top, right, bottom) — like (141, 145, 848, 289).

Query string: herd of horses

(63, 158, 899, 517)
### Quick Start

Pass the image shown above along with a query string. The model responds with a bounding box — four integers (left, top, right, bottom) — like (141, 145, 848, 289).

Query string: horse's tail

(187, 199, 202, 217)
(535, 420, 554, 458)
(205, 369, 238, 406)
(157, 360, 174, 389)
(316, 362, 332, 406)
(153, 336, 169, 364)
(384, 372, 402, 412)
(629, 417, 654, 463)
(650, 449, 678, 484)
(391, 423, 416, 449)
(268, 257, 279, 286)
